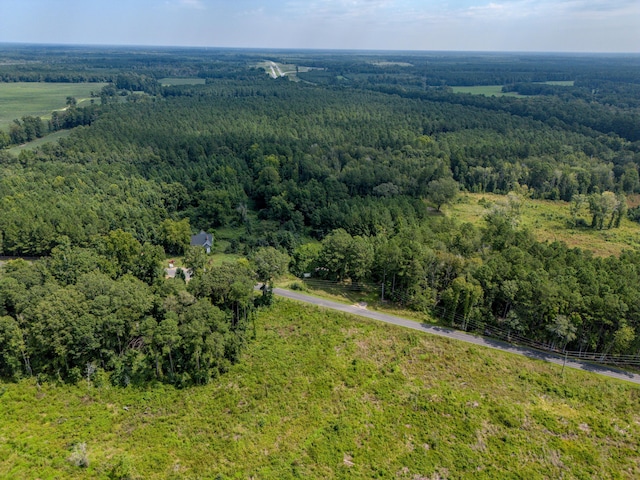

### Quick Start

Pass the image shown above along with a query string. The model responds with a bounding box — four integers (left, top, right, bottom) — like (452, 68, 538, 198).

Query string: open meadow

(1, 300, 638, 479)
(158, 78, 206, 86)
(6, 129, 72, 154)
(445, 193, 640, 257)
(450, 86, 522, 97)
(0, 82, 104, 130)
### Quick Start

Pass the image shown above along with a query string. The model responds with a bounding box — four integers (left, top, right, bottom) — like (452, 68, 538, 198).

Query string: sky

(0, 0, 638, 53)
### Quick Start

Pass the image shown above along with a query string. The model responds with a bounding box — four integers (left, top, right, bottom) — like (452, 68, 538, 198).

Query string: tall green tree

(426, 177, 459, 211)
(159, 218, 191, 255)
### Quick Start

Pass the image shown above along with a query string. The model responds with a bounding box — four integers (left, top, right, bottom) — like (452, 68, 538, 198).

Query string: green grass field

(256, 61, 314, 81)
(7, 129, 73, 154)
(371, 61, 413, 67)
(1, 300, 638, 479)
(445, 193, 640, 257)
(543, 81, 575, 86)
(0, 82, 104, 130)
(158, 78, 206, 86)
(451, 86, 522, 97)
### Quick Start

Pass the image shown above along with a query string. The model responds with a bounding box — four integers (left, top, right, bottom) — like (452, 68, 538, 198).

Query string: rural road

(272, 287, 640, 385)
(270, 61, 284, 77)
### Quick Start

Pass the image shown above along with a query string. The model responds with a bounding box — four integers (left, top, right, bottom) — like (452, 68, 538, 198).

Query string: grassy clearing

(445, 193, 640, 257)
(542, 81, 575, 86)
(450, 86, 522, 97)
(7, 129, 73, 154)
(371, 61, 413, 67)
(0, 82, 105, 130)
(1, 299, 639, 479)
(256, 61, 313, 81)
(158, 77, 206, 86)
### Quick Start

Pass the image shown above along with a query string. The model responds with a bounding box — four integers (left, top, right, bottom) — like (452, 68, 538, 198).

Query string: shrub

(68, 442, 89, 468)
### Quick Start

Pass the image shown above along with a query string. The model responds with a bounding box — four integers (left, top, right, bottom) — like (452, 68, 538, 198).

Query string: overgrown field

(1, 300, 639, 479)
(0, 82, 103, 130)
(158, 77, 206, 86)
(446, 193, 640, 256)
(450, 85, 522, 97)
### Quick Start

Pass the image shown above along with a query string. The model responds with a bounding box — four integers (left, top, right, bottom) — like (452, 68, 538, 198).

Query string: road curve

(272, 287, 640, 385)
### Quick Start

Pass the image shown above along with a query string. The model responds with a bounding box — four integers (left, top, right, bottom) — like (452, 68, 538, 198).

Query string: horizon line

(1, 41, 639, 56)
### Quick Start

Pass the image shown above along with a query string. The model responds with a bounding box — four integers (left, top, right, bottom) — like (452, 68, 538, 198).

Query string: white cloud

(179, 0, 206, 10)
(457, 0, 640, 20)
(286, 0, 399, 21)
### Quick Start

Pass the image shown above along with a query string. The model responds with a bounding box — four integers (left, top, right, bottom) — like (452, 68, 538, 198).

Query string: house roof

(190, 230, 213, 247)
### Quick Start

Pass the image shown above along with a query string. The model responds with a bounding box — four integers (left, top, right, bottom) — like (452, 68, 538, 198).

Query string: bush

(109, 454, 137, 480)
(68, 442, 89, 468)
(289, 282, 307, 291)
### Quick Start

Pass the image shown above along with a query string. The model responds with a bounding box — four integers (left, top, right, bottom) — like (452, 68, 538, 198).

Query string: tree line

(0, 238, 284, 386)
(295, 203, 640, 357)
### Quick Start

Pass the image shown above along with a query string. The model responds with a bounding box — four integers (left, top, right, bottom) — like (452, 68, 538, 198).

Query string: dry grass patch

(446, 192, 640, 256)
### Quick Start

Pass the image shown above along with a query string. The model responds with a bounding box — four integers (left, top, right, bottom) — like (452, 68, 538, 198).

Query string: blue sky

(0, 0, 638, 52)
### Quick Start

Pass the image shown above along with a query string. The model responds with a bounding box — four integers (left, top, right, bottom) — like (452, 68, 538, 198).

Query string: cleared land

(0, 82, 105, 130)
(272, 287, 640, 384)
(158, 77, 206, 86)
(1, 300, 638, 478)
(451, 85, 522, 97)
(371, 61, 413, 67)
(7, 129, 72, 154)
(543, 81, 575, 86)
(445, 193, 640, 257)
(257, 61, 316, 80)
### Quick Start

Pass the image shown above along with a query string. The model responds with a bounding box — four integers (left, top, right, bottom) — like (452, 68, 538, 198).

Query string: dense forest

(1, 46, 640, 382)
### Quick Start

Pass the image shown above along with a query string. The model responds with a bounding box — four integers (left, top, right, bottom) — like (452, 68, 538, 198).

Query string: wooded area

(1, 46, 640, 382)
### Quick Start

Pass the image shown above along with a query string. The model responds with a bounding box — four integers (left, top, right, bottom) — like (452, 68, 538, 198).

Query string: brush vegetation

(450, 85, 522, 97)
(1, 299, 639, 479)
(446, 192, 640, 257)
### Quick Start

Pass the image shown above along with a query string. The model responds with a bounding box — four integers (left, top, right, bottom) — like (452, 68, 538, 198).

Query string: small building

(190, 230, 213, 254)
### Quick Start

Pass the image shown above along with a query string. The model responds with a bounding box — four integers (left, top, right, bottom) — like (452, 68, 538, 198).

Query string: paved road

(271, 61, 284, 77)
(272, 287, 640, 385)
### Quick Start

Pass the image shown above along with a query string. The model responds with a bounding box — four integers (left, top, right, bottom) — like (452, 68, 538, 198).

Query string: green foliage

(290, 242, 321, 277)
(0, 248, 258, 385)
(1, 300, 639, 478)
(1, 47, 640, 375)
(187, 260, 256, 327)
(183, 246, 208, 277)
(250, 246, 290, 283)
(159, 218, 191, 255)
(426, 176, 459, 211)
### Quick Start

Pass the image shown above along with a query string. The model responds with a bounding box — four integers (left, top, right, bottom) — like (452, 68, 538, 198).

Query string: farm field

(158, 77, 206, 86)
(543, 81, 575, 86)
(257, 60, 316, 80)
(1, 299, 639, 479)
(450, 85, 522, 96)
(0, 82, 104, 130)
(445, 193, 640, 257)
